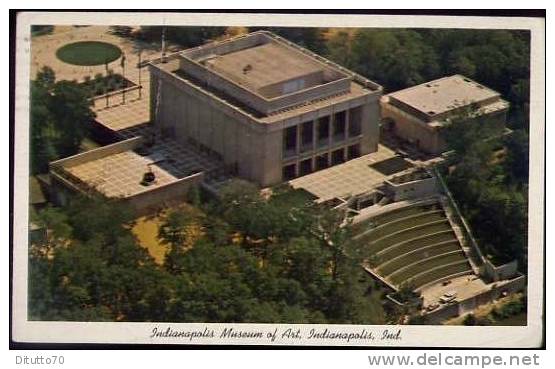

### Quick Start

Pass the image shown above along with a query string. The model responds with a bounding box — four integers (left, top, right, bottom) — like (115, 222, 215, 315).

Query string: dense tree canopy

(442, 114, 528, 267)
(323, 28, 530, 130)
(31, 67, 96, 174)
(29, 186, 386, 324)
(137, 26, 227, 48)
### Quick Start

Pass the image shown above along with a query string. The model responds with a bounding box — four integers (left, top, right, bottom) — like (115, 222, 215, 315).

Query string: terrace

(289, 144, 402, 202)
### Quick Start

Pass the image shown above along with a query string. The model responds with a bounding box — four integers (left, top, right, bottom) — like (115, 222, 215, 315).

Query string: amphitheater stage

(420, 274, 488, 308)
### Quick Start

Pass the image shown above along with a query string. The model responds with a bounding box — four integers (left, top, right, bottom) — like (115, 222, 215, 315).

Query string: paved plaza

(32, 26, 161, 136)
(64, 135, 223, 199)
(420, 274, 488, 308)
(289, 144, 399, 201)
(31, 26, 161, 84)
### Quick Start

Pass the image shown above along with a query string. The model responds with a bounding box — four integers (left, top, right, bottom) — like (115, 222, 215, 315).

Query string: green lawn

(56, 41, 122, 66)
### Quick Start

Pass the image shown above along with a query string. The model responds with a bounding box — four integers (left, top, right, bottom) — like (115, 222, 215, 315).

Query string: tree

(504, 129, 530, 184)
(30, 67, 96, 174)
(248, 27, 328, 54)
(442, 109, 529, 269)
(158, 208, 198, 274)
(28, 196, 171, 322)
(137, 26, 227, 48)
(30, 81, 57, 174)
(348, 29, 440, 92)
(325, 30, 355, 68)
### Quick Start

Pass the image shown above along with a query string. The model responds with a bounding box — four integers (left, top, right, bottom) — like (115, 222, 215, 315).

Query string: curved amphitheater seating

(353, 200, 473, 290)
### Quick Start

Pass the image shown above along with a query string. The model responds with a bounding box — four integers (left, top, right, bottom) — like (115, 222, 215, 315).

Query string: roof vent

(427, 111, 436, 115)
(243, 64, 253, 74)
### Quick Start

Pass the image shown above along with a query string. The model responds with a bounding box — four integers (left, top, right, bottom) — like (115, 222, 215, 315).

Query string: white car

(439, 291, 457, 304)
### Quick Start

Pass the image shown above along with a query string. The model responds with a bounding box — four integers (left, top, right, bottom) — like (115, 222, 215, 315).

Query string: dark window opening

(300, 121, 314, 152)
(317, 116, 330, 147)
(331, 148, 345, 166)
(283, 126, 297, 158)
(299, 159, 312, 176)
(315, 154, 329, 171)
(282, 164, 297, 180)
(349, 106, 362, 137)
(348, 144, 361, 160)
(333, 111, 346, 142)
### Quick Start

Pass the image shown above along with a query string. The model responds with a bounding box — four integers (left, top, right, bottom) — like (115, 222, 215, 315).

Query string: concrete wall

(384, 176, 438, 202)
(180, 54, 352, 115)
(423, 274, 526, 324)
(124, 172, 204, 213)
(50, 137, 143, 169)
(381, 102, 444, 154)
(382, 99, 508, 155)
(484, 259, 519, 282)
(179, 32, 353, 115)
(153, 72, 279, 186)
(152, 68, 381, 187)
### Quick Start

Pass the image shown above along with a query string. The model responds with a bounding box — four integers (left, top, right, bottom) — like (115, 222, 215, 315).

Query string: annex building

(381, 75, 509, 154)
(149, 31, 383, 187)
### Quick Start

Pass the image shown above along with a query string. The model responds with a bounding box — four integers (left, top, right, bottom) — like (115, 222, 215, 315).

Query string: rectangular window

(315, 154, 329, 171)
(282, 164, 297, 181)
(333, 111, 346, 142)
(283, 126, 297, 158)
(317, 116, 330, 147)
(349, 106, 362, 137)
(282, 79, 306, 94)
(331, 148, 345, 166)
(300, 121, 314, 153)
(348, 144, 361, 160)
(299, 159, 313, 176)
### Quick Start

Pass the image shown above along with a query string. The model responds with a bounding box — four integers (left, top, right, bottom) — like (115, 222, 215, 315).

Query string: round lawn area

(56, 41, 122, 66)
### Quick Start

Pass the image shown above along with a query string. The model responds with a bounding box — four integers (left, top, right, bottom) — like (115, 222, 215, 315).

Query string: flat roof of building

(154, 58, 371, 123)
(152, 31, 381, 122)
(387, 75, 501, 117)
(289, 145, 400, 201)
(57, 136, 222, 199)
(202, 41, 325, 93)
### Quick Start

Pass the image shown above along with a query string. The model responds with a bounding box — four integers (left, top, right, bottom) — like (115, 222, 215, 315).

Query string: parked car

(439, 291, 457, 303)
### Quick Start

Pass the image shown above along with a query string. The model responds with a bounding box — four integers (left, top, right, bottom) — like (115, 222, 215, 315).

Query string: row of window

(283, 107, 363, 158)
(282, 143, 361, 181)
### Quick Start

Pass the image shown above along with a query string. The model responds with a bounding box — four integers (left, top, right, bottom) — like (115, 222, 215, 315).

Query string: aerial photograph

(27, 23, 530, 327)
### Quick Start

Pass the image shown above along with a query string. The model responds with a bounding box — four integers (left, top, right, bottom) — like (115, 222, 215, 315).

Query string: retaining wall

(50, 137, 143, 169)
(423, 274, 526, 324)
(123, 172, 204, 213)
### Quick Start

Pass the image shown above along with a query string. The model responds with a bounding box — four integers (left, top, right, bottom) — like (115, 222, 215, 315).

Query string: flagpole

(138, 48, 142, 100)
(121, 52, 126, 105)
(105, 58, 109, 108)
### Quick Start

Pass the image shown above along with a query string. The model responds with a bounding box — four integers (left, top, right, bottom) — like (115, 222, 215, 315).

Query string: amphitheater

(352, 197, 475, 292)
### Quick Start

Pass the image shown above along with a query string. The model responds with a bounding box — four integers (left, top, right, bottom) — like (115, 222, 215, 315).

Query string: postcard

(11, 11, 545, 347)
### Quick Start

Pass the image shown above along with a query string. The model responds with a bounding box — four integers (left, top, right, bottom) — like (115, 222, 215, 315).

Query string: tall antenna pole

(121, 52, 126, 105)
(161, 26, 167, 63)
(138, 48, 142, 99)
